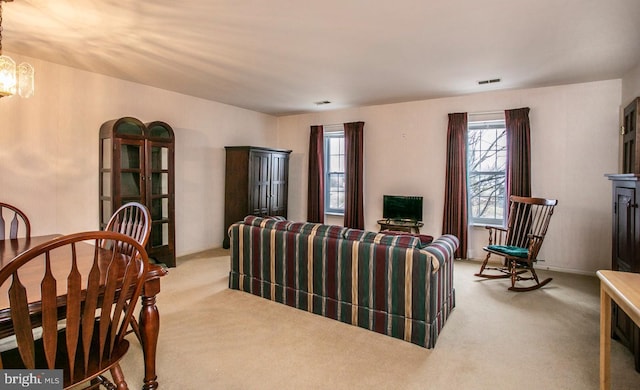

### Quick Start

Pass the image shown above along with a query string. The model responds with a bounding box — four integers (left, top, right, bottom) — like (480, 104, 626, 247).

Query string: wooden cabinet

(223, 146, 291, 248)
(100, 117, 176, 267)
(606, 173, 640, 371)
(622, 98, 640, 174)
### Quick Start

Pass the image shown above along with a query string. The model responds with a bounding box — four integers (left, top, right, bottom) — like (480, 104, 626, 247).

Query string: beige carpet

(117, 250, 640, 389)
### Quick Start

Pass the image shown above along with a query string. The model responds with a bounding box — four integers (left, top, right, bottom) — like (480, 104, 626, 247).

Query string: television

(383, 195, 423, 222)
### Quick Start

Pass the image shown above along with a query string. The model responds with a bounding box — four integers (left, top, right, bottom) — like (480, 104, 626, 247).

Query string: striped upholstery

(228, 217, 458, 348)
(423, 234, 459, 268)
(423, 235, 458, 340)
(243, 215, 291, 230)
(288, 222, 347, 238)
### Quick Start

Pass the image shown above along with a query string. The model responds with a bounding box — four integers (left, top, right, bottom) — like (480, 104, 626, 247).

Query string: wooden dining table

(0, 234, 168, 390)
(597, 270, 640, 390)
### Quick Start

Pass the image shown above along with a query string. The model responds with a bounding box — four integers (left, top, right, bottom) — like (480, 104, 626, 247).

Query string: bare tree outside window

(324, 129, 345, 213)
(467, 120, 507, 225)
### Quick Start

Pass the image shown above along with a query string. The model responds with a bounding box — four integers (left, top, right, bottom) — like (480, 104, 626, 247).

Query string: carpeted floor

(117, 250, 640, 389)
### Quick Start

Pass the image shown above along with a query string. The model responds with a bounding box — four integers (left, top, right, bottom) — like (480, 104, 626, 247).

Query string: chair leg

(475, 252, 512, 279)
(476, 252, 492, 276)
(529, 266, 540, 284)
(110, 364, 128, 390)
(510, 259, 518, 289)
(123, 302, 142, 343)
(93, 376, 116, 390)
(508, 264, 553, 292)
(129, 317, 142, 343)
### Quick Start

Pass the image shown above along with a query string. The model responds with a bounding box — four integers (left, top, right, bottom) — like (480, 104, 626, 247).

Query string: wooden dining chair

(475, 196, 558, 292)
(0, 202, 31, 240)
(103, 202, 151, 257)
(0, 231, 149, 389)
(103, 202, 151, 342)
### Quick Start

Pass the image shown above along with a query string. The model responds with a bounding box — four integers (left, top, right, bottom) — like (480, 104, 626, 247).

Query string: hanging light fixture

(0, 0, 34, 98)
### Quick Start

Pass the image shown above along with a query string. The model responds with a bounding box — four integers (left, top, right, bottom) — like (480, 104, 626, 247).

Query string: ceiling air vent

(314, 100, 331, 105)
(478, 78, 501, 85)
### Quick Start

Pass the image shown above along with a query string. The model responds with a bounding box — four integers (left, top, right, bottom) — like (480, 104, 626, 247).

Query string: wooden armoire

(223, 146, 292, 248)
(606, 96, 640, 371)
(99, 117, 176, 267)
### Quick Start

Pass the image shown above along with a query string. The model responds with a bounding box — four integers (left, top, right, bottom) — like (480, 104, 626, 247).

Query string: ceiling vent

(478, 78, 501, 85)
(314, 100, 331, 105)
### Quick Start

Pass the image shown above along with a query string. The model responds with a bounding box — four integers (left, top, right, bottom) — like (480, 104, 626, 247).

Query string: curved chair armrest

(485, 225, 508, 245)
(485, 225, 508, 232)
(525, 234, 546, 260)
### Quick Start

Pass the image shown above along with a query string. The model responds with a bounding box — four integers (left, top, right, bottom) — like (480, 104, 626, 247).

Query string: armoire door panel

(270, 153, 289, 217)
(224, 147, 291, 248)
(614, 188, 635, 271)
(607, 173, 640, 372)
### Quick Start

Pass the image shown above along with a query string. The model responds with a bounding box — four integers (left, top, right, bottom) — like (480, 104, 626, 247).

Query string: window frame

(323, 125, 345, 215)
(466, 118, 507, 227)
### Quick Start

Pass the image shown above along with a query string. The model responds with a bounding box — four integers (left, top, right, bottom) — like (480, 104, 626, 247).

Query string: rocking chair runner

(475, 196, 558, 292)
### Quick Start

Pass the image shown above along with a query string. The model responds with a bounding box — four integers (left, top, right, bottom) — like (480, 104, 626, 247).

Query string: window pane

(329, 155, 341, 171)
(102, 139, 112, 169)
(336, 191, 345, 209)
(334, 137, 343, 151)
(151, 146, 169, 170)
(120, 172, 140, 197)
(120, 145, 140, 169)
(467, 120, 507, 224)
(324, 132, 346, 213)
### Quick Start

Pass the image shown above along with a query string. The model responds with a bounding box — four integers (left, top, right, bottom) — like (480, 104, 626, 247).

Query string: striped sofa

(228, 216, 459, 348)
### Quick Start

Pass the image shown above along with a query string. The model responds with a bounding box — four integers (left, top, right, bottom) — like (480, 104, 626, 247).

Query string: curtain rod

(469, 110, 504, 116)
(323, 123, 344, 133)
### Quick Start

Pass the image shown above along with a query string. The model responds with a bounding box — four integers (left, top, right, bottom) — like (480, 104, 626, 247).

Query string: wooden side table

(597, 270, 640, 390)
(377, 219, 423, 234)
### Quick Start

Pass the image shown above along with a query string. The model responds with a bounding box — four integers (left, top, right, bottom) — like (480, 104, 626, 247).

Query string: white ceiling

(3, 0, 640, 116)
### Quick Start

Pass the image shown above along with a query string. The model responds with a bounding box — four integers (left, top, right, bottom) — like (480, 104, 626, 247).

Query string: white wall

(0, 53, 278, 256)
(622, 63, 640, 105)
(2, 52, 628, 273)
(277, 80, 621, 274)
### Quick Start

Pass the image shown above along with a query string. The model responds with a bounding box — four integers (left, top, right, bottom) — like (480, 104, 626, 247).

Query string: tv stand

(377, 219, 424, 234)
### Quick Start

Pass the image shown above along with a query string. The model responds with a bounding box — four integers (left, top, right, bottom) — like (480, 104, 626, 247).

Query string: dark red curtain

(505, 108, 532, 197)
(307, 125, 324, 223)
(344, 121, 365, 229)
(443, 113, 468, 258)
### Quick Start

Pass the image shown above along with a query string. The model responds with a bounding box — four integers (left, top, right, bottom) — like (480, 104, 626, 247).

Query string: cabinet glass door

(99, 138, 112, 229)
(148, 143, 172, 248)
(118, 141, 145, 202)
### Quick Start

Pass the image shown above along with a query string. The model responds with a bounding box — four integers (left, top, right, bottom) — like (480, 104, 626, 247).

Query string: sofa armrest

(423, 234, 459, 272)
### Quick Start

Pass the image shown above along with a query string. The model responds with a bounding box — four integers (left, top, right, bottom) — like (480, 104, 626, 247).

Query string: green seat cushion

(487, 245, 528, 258)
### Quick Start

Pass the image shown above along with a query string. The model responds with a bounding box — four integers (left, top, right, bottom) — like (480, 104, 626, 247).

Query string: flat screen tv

(383, 195, 423, 222)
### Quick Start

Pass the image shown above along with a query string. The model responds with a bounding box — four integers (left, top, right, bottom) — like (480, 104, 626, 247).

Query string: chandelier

(0, 0, 34, 98)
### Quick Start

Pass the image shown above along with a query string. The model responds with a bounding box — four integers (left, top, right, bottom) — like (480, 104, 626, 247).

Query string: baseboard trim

(460, 258, 597, 276)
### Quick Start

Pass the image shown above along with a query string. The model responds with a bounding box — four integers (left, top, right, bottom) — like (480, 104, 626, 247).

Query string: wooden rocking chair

(475, 196, 558, 292)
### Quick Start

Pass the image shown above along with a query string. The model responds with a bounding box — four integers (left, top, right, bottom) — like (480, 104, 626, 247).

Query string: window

(324, 126, 345, 214)
(467, 119, 507, 226)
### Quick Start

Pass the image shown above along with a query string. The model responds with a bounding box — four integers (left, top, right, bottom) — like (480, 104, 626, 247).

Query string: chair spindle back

(0, 202, 31, 240)
(104, 202, 151, 257)
(506, 196, 557, 259)
(0, 231, 148, 387)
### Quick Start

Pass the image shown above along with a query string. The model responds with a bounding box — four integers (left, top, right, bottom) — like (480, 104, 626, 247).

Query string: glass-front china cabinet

(99, 117, 176, 267)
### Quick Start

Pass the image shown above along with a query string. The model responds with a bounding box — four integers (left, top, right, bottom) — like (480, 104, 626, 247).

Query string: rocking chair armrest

(485, 225, 508, 245)
(485, 225, 508, 233)
(525, 233, 545, 247)
(523, 234, 546, 261)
